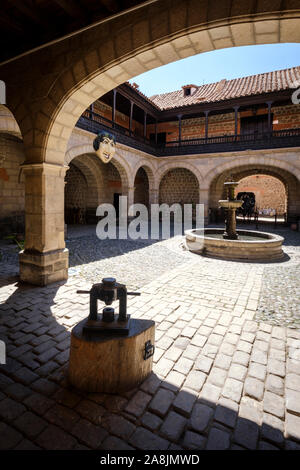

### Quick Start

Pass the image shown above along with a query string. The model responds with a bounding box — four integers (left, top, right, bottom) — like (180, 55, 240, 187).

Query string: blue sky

(129, 44, 300, 97)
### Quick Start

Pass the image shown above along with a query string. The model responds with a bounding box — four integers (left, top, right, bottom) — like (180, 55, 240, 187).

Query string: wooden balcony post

(144, 111, 147, 140)
(233, 106, 239, 138)
(129, 100, 134, 136)
(266, 100, 273, 135)
(204, 110, 210, 142)
(177, 114, 183, 144)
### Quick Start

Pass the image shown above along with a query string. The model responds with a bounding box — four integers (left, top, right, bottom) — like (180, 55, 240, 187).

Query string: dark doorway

(241, 114, 271, 135)
(150, 132, 167, 145)
(113, 193, 121, 217)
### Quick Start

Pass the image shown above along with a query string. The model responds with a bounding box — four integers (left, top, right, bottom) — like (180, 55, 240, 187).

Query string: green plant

(3, 234, 25, 251)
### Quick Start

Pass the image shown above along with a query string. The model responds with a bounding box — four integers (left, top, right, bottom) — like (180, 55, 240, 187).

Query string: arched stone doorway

(159, 168, 199, 207)
(134, 166, 151, 207)
(65, 153, 123, 224)
(0, 105, 24, 234)
(3, 1, 298, 283)
(236, 174, 287, 216)
(209, 164, 300, 223)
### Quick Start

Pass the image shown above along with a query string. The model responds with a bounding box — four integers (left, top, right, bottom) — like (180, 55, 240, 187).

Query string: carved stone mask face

(93, 132, 116, 164)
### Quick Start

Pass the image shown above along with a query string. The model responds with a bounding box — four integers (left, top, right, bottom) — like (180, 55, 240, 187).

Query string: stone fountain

(185, 180, 285, 261)
(219, 181, 243, 240)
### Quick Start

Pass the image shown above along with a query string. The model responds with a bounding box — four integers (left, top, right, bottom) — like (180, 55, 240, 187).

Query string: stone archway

(208, 162, 300, 222)
(65, 151, 130, 223)
(0, 105, 25, 234)
(133, 164, 155, 208)
(2, 1, 298, 283)
(235, 174, 287, 215)
(134, 167, 150, 207)
(159, 167, 200, 207)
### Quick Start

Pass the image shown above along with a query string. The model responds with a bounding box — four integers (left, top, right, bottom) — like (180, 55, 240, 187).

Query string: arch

(65, 144, 130, 190)
(67, 154, 103, 207)
(134, 166, 150, 207)
(205, 156, 300, 189)
(3, 1, 299, 284)
(42, 13, 300, 166)
(157, 161, 202, 189)
(208, 161, 300, 220)
(236, 174, 287, 215)
(1, 3, 297, 166)
(132, 162, 156, 189)
(0, 104, 22, 138)
(159, 167, 200, 207)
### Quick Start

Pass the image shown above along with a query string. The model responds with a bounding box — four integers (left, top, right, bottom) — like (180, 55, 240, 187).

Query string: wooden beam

(0, 9, 24, 33)
(54, 0, 88, 20)
(6, 0, 47, 26)
(100, 0, 120, 13)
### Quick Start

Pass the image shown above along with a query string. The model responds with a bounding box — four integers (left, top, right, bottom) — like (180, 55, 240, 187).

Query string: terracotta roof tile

(148, 66, 300, 110)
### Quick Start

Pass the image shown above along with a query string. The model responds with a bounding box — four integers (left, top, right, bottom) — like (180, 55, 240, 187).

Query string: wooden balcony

(76, 111, 300, 157)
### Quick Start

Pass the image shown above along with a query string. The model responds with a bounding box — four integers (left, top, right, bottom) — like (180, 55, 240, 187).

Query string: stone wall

(236, 174, 287, 214)
(0, 133, 25, 234)
(159, 168, 199, 205)
(65, 163, 87, 209)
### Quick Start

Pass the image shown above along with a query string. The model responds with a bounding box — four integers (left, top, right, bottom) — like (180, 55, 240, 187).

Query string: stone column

(149, 188, 159, 205)
(19, 162, 69, 286)
(125, 186, 135, 209)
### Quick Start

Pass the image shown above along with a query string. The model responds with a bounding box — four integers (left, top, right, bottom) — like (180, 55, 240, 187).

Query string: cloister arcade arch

(159, 167, 200, 208)
(208, 162, 300, 222)
(1, 0, 299, 283)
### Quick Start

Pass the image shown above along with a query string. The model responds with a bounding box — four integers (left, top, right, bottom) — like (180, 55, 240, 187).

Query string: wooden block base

(68, 318, 155, 393)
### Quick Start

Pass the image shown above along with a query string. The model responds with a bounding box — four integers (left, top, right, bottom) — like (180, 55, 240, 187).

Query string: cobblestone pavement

(1, 224, 300, 450)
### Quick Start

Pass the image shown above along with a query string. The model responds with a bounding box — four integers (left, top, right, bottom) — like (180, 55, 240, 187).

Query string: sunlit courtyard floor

(0, 223, 300, 450)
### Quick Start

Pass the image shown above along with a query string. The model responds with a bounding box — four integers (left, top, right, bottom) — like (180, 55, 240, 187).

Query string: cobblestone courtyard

(0, 223, 300, 450)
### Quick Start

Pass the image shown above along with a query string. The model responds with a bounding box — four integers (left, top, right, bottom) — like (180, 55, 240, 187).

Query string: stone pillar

(149, 188, 159, 205)
(19, 163, 69, 286)
(126, 186, 135, 209)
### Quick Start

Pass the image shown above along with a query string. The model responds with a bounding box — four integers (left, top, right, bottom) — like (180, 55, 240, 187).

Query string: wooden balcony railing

(77, 111, 300, 157)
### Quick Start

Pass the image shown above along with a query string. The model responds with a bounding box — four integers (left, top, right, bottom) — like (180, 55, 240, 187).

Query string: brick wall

(0, 134, 25, 234)
(236, 175, 287, 214)
(159, 168, 199, 206)
(65, 163, 87, 209)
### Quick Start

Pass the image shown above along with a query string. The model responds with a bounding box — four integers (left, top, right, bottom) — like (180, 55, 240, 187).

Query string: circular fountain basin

(185, 228, 284, 261)
(219, 200, 243, 209)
